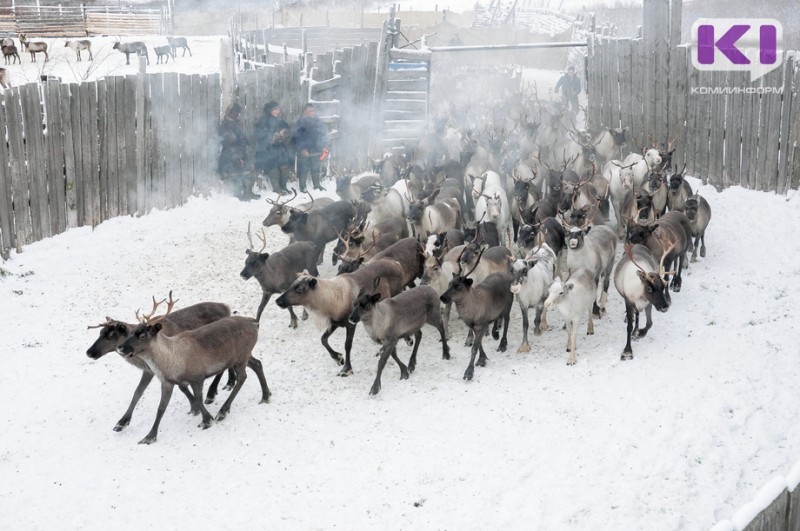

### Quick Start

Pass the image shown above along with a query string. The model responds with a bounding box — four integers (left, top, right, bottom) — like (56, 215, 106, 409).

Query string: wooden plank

(6, 87, 32, 246)
(43, 82, 66, 235)
(784, 63, 800, 192)
(763, 65, 784, 192)
(150, 73, 167, 210)
(777, 57, 795, 194)
(190, 75, 206, 193)
(135, 74, 148, 214)
(60, 84, 78, 228)
(20, 83, 48, 241)
(163, 73, 181, 207)
(78, 83, 95, 227)
(631, 39, 646, 150)
(87, 83, 101, 227)
(142, 75, 154, 210)
(641, 0, 656, 145)
(97, 80, 109, 223)
(123, 76, 137, 214)
(0, 91, 14, 254)
(695, 70, 713, 184)
(754, 71, 772, 191)
(180, 74, 194, 199)
(671, 45, 688, 171)
(67, 83, 86, 227)
(608, 38, 620, 128)
(113, 77, 128, 215)
(105, 77, 120, 219)
(705, 70, 722, 189)
(724, 71, 744, 188)
(206, 73, 220, 190)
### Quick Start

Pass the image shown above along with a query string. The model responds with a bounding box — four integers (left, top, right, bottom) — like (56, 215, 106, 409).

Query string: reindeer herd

(0, 34, 192, 88)
(86, 83, 713, 445)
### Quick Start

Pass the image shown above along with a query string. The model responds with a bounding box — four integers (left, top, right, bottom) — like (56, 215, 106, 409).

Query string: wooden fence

(0, 73, 221, 257)
(0, 5, 170, 37)
(0, 39, 380, 259)
(586, 0, 800, 193)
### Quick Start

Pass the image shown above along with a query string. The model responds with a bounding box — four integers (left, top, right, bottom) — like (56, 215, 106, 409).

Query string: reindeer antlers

(87, 317, 116, 330)
(247, 222, 267, 252)
(265, 188, 297, 206)
(135, 291, 179, 325)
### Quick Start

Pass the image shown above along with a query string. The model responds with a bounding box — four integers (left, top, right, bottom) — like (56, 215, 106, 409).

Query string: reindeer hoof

(463, 371, 474, 381)
(518, 343, 530, 354)
(289, 321, 298, 329)
(215, 411, 228, 422)
(621, 351, 633, 361)
(567, 358, 576, 366)
(199, 419, 213, 429)
(338, 368, 353, 377)
(369, 383, 381, 395)
(138, 436, 157, 445)
(203, 396, 215, 405)
(113, 419, 130, 431)
(497, 341, 507, 352)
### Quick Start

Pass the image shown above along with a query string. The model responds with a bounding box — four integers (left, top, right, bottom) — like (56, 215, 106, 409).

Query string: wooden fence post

(220, 36, 235, 119)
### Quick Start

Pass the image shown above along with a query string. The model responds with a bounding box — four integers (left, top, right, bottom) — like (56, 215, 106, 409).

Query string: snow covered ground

(1, 174, 799, 529)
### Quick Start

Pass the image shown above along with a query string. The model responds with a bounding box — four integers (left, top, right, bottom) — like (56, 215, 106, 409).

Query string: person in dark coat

(291, 103, 328, 192)
(554, 65, 582, 113)
(254, 100, 293, 195)
(218, 102, 259, 201)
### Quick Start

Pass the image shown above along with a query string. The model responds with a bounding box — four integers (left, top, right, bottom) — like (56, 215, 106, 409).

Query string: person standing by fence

(292, 103, 328, 193)
(218, 102, 259, 201)
(254, 100, 293, 196)
(554, 65, 581, 114)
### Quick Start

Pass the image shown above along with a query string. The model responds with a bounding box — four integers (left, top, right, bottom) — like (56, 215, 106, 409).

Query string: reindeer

(626, 210, 692, 301)
(167, 36, 192, 57)
(684, 194, 711, 262)
(544, 268, 598, 365)
(64, 40, 92, 61)
(279, 196, 357, 265)
(113, 40, 149, 65)
(349, 281, 450, 395)
(263, 190, 334, 238)
(1, 43, 20, 65)
(666, 165, 693, 213)
(275, 259, 406, 376)
(240, 223, 319, 326)
(511, 242, 557, 353)
(563, 219, 617, 318)
(605, 160, 636, 238)
(613, 243, 673, 360)
(86, 297, 233, 432)
(117, 294, 271, 444)
(18, 34, 48, 62)
(407, 189, 461, 240)
(474, 178, 513, 250)
(440, 249, 514, 380)
(154, 45, 174, 64)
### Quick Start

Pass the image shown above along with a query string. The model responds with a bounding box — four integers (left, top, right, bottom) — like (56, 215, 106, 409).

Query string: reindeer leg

(622, 302, 635, 360)
(442, 302, 452, 340)
(216, 363, 247, 421)
(247, 356, 271, 403)
(255, 292, 271, 322)
(339, 324, 356, 376)
(431, 313, 450, 360)
(566, 320, 576, 365)
(407, 330, 422, 373)
(139, 382, 174, 445)
(187, 381, 214, 428)
(518, 302, 530, 353)
(301, 308, 309, 321)
(222, 367, 236, 391)
(204, 373, 222, 404)
(391, 345, 410, 380)
(671, 256, 683, 292)
(587, 306, 595, 335)
(370, 342, 393, 395)
(700, 234, 706, 258)
(475, 327, 489, 367)
(691, 235, 699, 262)
(115, 370, 154, 431)
(463, 328, 482, 380)
(498, 308, 510, 352)
(287, 306, 299, 329)
(177, 383, 197, 412)
(491, 318, 501, 340)
(636, 305, 654, 339)
(320, 325, 345, 366)
(537, 304, 550, 333)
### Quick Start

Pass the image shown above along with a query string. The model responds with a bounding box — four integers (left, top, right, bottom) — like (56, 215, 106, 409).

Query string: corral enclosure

(1, 1, 800, 529)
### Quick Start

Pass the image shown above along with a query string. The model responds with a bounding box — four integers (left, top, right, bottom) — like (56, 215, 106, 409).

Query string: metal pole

(428, 42, 587, 53)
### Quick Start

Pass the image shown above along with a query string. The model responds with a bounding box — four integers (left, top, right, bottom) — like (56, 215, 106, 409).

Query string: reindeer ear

(636, 270, 649, 283)
(370, 293, 382, 303)
(373, 276, 381, 289)
(245, 249, 252, 255)
(152, 323, 163, 333)
(585, 226, 592, 234)
(464, 278, 473, 287)
(308, 278, 318, 288)
(260, 253, 270, 261)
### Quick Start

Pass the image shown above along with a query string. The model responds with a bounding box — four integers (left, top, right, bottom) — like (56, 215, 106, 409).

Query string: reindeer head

(118, 292, 178, 357)
(86, 318, 132, 360)
(276, 271, 318, 308)
(241, 223, 269, 280)
(263, 189, 298, 227)
(439, 247, 484, 304)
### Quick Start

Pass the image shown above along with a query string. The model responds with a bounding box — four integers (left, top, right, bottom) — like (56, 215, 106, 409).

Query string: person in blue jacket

(254, 100, 293, 195)
(292, 103, 328, 192)
(554, 65, 582, 113)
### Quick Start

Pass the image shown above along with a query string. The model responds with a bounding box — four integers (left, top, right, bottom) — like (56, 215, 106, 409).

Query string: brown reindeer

(18, 34, 48, 62)
(119, 294, 270, 444)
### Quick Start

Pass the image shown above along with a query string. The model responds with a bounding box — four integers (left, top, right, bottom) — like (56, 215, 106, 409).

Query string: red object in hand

(320, 148, 329, 161)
